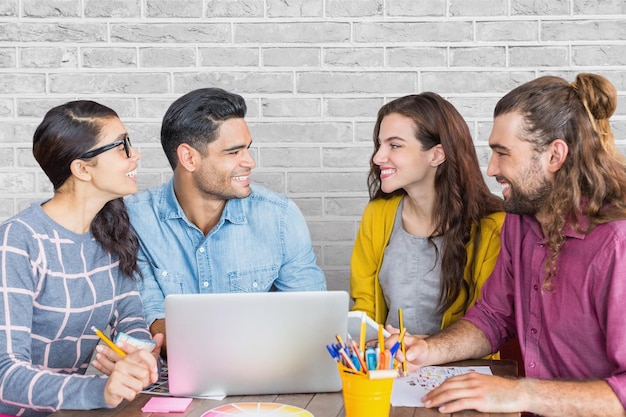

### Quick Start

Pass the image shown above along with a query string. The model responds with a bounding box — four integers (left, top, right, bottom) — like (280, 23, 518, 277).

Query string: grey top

(379, 198, 443, 335)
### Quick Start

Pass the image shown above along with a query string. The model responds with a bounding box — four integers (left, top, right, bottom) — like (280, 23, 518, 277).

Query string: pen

(359, 312, 366, 355)
(398, 308, 407, 374)
(92, 326, 126, 358)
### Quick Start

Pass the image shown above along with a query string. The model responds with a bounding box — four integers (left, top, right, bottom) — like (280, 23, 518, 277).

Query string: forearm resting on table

(520, 378, 625, 417)
(424, 319, 492, 364)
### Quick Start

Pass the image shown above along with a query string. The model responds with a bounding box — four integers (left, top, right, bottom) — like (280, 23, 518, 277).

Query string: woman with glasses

(0, 101, 161, 416)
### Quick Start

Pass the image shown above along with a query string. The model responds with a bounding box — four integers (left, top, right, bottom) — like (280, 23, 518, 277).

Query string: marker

(365, 347, 377, 371)
(92, 326, 126, 358)
(398, 308, 407, 374)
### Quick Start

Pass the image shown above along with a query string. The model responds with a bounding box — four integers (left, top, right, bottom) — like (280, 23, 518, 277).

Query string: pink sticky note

(141, 397, 193, 413)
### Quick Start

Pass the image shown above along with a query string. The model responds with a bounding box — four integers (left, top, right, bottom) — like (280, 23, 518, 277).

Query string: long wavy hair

(368, 93, 503, 314)
(32, 100, 140, 279)
(494, 73, 626, 288)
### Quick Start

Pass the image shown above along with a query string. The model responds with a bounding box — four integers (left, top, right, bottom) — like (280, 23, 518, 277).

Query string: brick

(83, 48, 136, 68)
(261, 98, 320, 118)
(21, 46, 77, 68)
(422, 71, 535, 94)
(447, 96, 500, 119)
(288, 172, 365, 193)
(0, 48, 15, 68)
(262, 48, 320, 67)
(0, 99, 12, 117)
(50, 73, 169, 94)
(136, 148, 169, 169)
(324, 98, 383, 118)
(355, 22, 472, 42)
(111, 23, 231, 43)
(573, 46, 626, 66)
(355, 122, 376, 143)
(16, 98, 135, 119)
(205, 0, 264, 17)
(250, 122, 353, 144)
(450, 0, 507, 16)
(291, 197, 323, 217)
(244, 98, 259, 118)
(326, 0, 382, 17)
(510, 46, 569, 67)
(297, 72, 415, 94)
(140, 47, 196, 68)
(146, 0, 203, 17)
(573, 0, 625, 14)
(0, 23, 107, 42)
(85, 0, 141, 17)
(0, 0, 17, 16)
(235, 23, 350, 43)
(266, 0, 322, 17)
(0, 148, 13, 168)
(137, 98, 175, 118)
(173, 72, 292, 94)
(22, 0, 80, 17)
(0, 74, 45, 94)
(387, 47, 447, 67)
(259, 147, 321, 168)
(476, 21, 538, 42)
(322, 244, 353, 266)
(199, 47, 259, 67)
(542, 20, 626, 41)
(512, 0, 569, 15)
(325, 197, 369, 216)
(324, 270, 350, 292)
(322, 147, 371, 168)
(387, 0, 445, 17)
(16, 148, 38, 168)
(250, 173, 285, 193)
(124, 122, 162, 144)
(308, 221, 355, 241)
(324, 48, 383, 67)
(0, 198, 14, 222)
(0, 173, 36, 193)
(450, 47, 506, 67)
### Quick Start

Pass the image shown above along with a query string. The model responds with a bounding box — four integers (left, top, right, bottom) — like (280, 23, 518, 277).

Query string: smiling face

(194, 117, 256, 201)
(86, 117, 141, 200)
(372, 113, 441, 195)
(487, 112, 553, 216)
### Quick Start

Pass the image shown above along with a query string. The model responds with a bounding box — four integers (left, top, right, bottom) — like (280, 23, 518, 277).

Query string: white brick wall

(1, 0, 625, 292)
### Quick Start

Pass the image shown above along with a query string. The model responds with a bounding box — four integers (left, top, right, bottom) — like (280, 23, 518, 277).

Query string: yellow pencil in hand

(92, 326, 126, 357)
(398, 308, 407, 374)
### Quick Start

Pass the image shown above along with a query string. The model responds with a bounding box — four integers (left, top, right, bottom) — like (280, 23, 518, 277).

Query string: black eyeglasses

(80, 135, 132, 159)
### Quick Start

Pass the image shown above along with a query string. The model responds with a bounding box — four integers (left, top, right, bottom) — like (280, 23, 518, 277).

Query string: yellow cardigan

(350, 195, 505, 330)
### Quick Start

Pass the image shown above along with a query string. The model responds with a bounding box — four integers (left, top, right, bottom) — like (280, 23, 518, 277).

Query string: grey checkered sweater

(0, 203, 152, 417)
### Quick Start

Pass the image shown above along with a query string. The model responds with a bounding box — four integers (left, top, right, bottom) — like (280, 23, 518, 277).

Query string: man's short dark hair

(161, 87, 247, 169)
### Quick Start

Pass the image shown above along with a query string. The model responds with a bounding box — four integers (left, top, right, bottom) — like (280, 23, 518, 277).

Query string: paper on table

(391, 365, 493, 407)
(141, 397, 193, 413)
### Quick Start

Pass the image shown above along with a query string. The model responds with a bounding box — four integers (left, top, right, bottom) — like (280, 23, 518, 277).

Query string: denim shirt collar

(158, 178, 248, 228)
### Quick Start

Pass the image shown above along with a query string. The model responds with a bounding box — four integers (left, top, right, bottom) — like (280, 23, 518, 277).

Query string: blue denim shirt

(125, 179, 326, 325)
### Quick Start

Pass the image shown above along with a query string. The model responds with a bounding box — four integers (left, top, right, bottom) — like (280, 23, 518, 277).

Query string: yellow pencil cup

(338, 364, 394, 417)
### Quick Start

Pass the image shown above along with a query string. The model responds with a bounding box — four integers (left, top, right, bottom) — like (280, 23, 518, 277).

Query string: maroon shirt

(464, 213, 626, 407)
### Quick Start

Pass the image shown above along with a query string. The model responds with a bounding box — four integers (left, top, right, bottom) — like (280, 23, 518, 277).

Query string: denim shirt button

(202, 281, 209, 287)
(252, 282, 258, 288)
(199, 247, 205, 253)
(161, 271, 167, 276)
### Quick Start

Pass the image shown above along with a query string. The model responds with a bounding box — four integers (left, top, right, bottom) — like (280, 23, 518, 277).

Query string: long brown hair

(494, 73, 626, 287)
(368, 93, 503, 313)
(32, 100, 140, 279)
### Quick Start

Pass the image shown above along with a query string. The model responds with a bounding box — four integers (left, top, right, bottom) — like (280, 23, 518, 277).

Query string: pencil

(92, 326, 126, 357)
(359, 312, 366, 356)
(398, 308, 407, 374)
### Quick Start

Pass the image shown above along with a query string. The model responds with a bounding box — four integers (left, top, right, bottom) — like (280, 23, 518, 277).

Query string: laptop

(164, 291, 349, 397)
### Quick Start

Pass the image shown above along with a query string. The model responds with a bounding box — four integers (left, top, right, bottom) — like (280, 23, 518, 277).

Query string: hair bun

(572, 73, 617, 121)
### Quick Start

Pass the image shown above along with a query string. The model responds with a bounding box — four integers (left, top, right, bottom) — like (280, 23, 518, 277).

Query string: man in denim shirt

(126, 88, 326, 354)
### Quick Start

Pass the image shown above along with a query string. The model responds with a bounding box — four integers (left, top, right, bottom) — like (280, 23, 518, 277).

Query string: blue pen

(365, 347, 377, 371)
(389, 341, 401, 357)
(326, 344, 340, 362)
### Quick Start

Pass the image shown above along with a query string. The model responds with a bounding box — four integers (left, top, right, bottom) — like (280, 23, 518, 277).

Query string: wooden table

(50, 359, 519, 417)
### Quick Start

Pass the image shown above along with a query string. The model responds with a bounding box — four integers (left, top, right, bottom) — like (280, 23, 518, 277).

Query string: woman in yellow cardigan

(351, 93, 504, 336)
